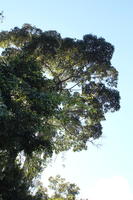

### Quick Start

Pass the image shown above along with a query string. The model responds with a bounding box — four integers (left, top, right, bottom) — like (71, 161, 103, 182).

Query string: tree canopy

(0, 24, 120, 199)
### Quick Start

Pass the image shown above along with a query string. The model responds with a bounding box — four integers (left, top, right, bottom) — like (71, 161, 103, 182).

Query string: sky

(1, 0, 133, 199)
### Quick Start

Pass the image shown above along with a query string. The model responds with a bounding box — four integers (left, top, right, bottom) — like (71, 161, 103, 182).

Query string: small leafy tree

(0, 24, 120, 199)
(40, 174, 80, 200)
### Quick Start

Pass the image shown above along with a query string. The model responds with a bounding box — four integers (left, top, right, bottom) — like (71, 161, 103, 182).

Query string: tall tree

(0, 24, 120, 199)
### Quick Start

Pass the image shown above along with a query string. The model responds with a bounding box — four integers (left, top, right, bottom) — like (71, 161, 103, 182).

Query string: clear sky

(1, 0, 133, 199)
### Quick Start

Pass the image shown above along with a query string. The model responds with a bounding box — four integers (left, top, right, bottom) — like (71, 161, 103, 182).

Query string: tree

(0, 24, 120, 199)
(36, 175, 80, 200)
(48, 175, 80, 199)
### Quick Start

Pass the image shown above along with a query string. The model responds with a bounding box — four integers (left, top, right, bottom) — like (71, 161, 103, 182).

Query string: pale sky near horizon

(1, 0, 133, 199)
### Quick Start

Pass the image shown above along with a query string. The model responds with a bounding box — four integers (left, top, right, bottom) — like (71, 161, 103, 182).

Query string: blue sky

(1, 0, 133, 199)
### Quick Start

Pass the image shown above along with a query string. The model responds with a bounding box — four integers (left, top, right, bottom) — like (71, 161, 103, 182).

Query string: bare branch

(68, 81, 81, 91)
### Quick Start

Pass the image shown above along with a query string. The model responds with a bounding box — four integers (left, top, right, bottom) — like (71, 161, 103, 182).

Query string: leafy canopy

(0, 24, 120, 199)
(0, 24, 120, 153)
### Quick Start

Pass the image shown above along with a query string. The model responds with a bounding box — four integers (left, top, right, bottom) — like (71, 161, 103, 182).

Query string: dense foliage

(0, 24, 120, 199)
